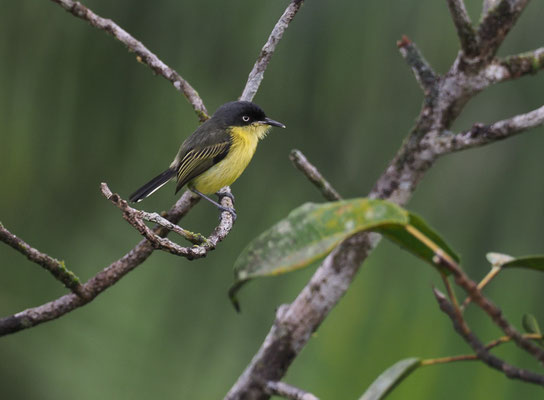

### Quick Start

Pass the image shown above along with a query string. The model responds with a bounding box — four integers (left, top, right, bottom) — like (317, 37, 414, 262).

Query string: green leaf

(234, 199, 408, 282)
(359, 358, 421, 400)
(229, 199, 459, 310)
(501, 256, 544, 272)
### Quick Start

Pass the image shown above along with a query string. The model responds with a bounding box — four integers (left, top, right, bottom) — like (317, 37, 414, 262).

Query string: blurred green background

(1, 0, 543, 399)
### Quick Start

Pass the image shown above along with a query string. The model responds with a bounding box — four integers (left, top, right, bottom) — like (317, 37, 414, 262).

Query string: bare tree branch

(433, 288, 544, 386)
(0, 223, 85, 297)
(289, 150, 342, 201)
(101, 183, 235, 260)
(0, 189, 200, 336)
(49, 0, 209, 121)
(240, 0, 305, 102)
(427, 104, 544, 154)
(265, 381, 319, 400)
(397, 36, 438, 95)
(446, 0, 479, 56)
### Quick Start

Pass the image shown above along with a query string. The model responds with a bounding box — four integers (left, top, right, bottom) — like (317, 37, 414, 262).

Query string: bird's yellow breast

(190, 124, 270, 194)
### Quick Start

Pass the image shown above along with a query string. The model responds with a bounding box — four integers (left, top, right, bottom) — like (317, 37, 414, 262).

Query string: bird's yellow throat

(189, 123, 271, 194)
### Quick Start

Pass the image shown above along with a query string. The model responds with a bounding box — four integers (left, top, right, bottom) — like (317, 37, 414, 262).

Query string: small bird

(129, 101, 285, 219)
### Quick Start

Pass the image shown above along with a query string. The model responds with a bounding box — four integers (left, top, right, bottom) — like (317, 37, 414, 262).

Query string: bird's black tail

(129, 168, 176, 202)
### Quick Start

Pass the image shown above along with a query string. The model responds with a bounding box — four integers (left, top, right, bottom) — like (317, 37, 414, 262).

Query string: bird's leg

(190, 188, 237, 221)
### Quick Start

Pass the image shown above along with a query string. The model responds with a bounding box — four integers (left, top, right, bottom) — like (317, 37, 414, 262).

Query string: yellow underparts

(190, 123, 270, 194)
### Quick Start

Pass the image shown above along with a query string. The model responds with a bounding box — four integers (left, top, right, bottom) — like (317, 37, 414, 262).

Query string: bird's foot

(218, 205, 237, 222)
(216, 190, 235, 204)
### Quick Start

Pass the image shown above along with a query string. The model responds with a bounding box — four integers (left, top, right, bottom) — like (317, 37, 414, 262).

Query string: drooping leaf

(230, 199, 459, 310)
(359, 358, 421, 400)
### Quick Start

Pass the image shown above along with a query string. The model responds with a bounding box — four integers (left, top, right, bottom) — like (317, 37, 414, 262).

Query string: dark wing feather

(175, 140, 231, 193)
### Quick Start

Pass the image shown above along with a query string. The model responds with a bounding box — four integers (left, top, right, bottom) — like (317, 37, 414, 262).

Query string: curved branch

(0, 224, 84, 297)
(240, 0, 304, 102)
(101, 183, 235, 260)
(0, 189, 200, 336)
(49, 0, 209, 121)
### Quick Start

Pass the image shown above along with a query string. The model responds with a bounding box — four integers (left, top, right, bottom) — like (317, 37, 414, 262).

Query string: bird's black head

(212, 101, 285, 128)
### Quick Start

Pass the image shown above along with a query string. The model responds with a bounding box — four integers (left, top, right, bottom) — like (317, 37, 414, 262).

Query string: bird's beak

(263, 117, 286, 128)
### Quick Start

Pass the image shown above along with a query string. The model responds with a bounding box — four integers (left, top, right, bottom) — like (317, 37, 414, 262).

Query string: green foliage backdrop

(1, 1, 543, 398)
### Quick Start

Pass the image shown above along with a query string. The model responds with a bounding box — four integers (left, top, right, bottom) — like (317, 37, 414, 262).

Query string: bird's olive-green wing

(175, 140, 231, 193)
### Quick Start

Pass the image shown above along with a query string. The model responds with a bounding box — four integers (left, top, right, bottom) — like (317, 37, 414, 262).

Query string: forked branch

(433, 289, 544, 386)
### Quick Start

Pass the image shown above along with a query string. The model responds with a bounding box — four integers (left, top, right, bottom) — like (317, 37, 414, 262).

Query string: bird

(129, 100, 285, 220)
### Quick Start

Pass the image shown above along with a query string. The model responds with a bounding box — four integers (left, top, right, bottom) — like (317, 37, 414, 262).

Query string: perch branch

(433, 288, 544, 386)
(0, 188, 200, 336)
(0, 223, 84, 297)
(289, 149, 342, 201)
(101, 183, 234, 260)
(49, 0, 209, 121)
(240, 0, 305, 102)
(265, 381, 319, 400)
(446, 0, 479, 56)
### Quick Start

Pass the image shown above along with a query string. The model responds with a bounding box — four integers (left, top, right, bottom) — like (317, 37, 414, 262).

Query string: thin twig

(289, 149, 342, 201)
(421, 333, 543, 365)
(433, 288, 544, 386)
(432, 253, 544, 364)
(461, 265, 501, 311)
(49, 0, 209, 121)
(446, 0, 479, 56)
(101, 183, 234, 260)
(265, 381, 319, 400)
(0, 223, 85, 297)
(240, 0, 305, 102)
(397, 36, 438, 95)
(440, 273, 467, 332)
(0, 189, 201, 336)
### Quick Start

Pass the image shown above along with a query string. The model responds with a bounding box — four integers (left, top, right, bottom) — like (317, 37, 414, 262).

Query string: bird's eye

(242, 115, 250, 122)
